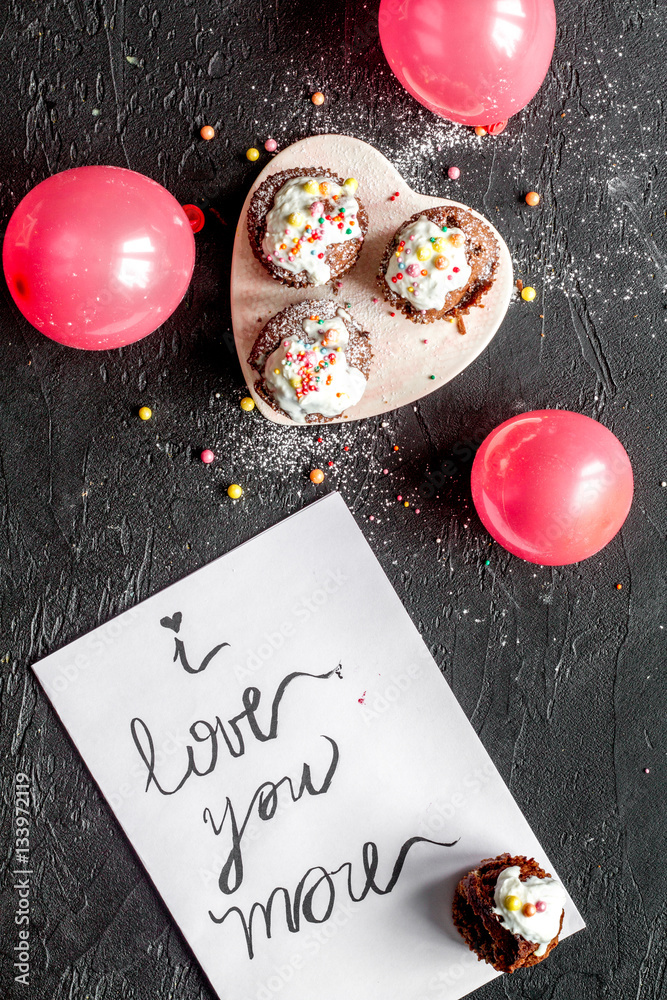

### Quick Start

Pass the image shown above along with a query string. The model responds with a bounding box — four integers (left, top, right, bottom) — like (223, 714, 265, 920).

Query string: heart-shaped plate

(231, 135, 513, 425)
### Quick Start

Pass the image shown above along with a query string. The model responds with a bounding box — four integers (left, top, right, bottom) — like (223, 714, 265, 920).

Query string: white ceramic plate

(231, 134, 513, 425)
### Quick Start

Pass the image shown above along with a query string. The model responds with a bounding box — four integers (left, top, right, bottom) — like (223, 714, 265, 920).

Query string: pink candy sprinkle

(383, 468, 389, 474)
(264, 138, 277, 152)
(369, 515, 375, 521)
(447, 166, 461, 180)
(397, 495, 403, 501)
(423, 339, 428, 344)
(535, 901, 547, 913)
(372, 297, 379, 303)
(415, 508, 420, 514)
(200, 449, 215, 464)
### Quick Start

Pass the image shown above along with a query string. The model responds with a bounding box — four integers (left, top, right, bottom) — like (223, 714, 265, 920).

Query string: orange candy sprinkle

(200, 125, 215, 140)
(311, 91, 325, 106)
(525, 191, 541, 206)
(309, 468, 325, 483)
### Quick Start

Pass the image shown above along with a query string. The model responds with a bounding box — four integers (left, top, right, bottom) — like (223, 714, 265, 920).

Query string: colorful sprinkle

(522, 903, 537, 918)
(227, 484, 243, 499)
(246, 147, 260, 161)
(525, 191, 541, 206)
(240, 397, 255, 411)
(504, 895, 521, 912)
(138, 406, 152, 421)
(200, 449, 215, 464)
(182, 204, 205, 233)
(310, 468, 325, 484)
(474, 126, 487, 136)
(200, 125, 215, 140)
(447, 166, 460, 180)
(521, 286, 537, 301)
(535, 900, 547, 913)
(311, 91, 325, 106)
(429, 375, 436, 380)
(264, 138, 278, 152)
(344, 177, 358, 192)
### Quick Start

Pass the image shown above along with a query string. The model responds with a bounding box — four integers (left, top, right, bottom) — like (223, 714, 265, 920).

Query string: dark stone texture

(0, 1, 665, 998)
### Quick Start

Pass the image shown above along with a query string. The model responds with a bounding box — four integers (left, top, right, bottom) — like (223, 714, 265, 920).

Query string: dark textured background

(1, 0, 665, 998)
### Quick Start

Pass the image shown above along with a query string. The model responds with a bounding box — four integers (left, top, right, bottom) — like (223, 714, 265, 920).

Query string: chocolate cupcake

(452, 853, 566, 973)
(248, 300, 372, 424)
(247, 169, 368, 288)
(378, 207, 499, 325)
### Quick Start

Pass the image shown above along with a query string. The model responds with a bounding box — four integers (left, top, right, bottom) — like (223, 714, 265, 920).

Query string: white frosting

(261, 176, 361, 285)
(263, 309, 367, 423)
(492, 866, 566, 957)
(384, 215, 471, 312)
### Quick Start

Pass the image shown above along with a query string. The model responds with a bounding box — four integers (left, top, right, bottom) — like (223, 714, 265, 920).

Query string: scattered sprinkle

(484, 559, 490, 566)
(447, 166, 460, 180)
(200, 449, 215, 464)
(429, 374, 436, 380)
(264, 138, 277, 152)
(403, 501, 409, 507)
(240, 397, 255, 411)
(311, 91, 325, 106)
(227, 484, 243, 499)
(182, 204, 205, 233)
(616, 583, 623, 590)
(327, 460, 334, 467)
(474, 126, 487, 136)
(644, 768, 650, 774)
(525, 191, 541, 206)
(369, 515, 375, 521)
(309, 468, 325, 484)
(200, 125, 215, 140)
(521, 286, 537, 301)
(383, 468, 389, 475)
(397, 495, 403, 502)
(138, 406, 152, 421)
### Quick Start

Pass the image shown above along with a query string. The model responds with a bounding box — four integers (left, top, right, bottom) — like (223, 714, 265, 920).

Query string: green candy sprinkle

(318, 217, 324, 224)
(442, 226, 448, 232)
(429, 374, 436, 380)
(484, 559, 490, 565)
(346, 228, 352, 234)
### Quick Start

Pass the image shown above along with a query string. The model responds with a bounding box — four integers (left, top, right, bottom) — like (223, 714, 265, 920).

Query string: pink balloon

(3, 166, 195, 350)
(379, 0, 556, 126)
(471, 411, 633, 565)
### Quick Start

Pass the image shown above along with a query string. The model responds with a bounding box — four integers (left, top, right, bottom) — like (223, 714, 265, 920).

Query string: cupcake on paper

(452, 853, 567, 973)
(248, 299, 371, 424)
(378, 206, 499, 325)
(247, 169, 368, 288)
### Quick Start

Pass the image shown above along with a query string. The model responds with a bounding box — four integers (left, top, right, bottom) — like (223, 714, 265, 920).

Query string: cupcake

(248, 300, 372, 424)
(247, 169, 368, 288)
(452, 853, 566, 973)
(378, 206, 499, 325)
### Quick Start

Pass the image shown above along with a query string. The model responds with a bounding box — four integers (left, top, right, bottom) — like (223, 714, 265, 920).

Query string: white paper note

(32, 492, 584, 1000)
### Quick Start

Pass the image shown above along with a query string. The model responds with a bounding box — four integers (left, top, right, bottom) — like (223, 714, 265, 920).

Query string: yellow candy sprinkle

(408, 286, 414, 293)
(273, 368, 280, 375)
(240, 397, 255, 411)
(433, 237, 446, 252)
(304, 180, 318, 194)
(504, 895, 522, 911)
(227, 484, 243, 499)
(138, 406, 152, 421)
(416, 245, 431, 261)
(521, 286, 537, 301)
(246, 147, 260, 161)
(344, 177, 358, 192)
(290, 377, 301, 388)
(288, 212, 303, 226)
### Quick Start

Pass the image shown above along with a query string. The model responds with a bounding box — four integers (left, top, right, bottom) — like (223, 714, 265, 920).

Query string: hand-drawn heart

(160, 612, 182, 633)
(231, 134, 513, 426)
